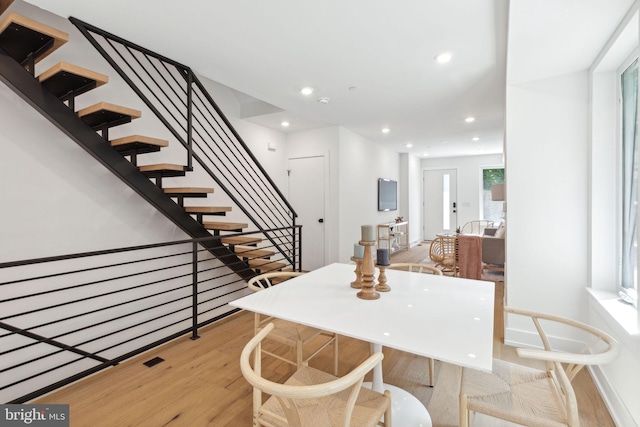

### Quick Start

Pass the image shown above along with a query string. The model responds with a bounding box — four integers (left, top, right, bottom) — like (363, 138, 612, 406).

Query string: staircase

(0, 12, 297, 277)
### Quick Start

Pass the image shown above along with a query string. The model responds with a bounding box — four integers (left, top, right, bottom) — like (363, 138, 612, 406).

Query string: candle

(354, 244, 364, 259)
(361, 225, 375, 242)
(377, 248, 389, 266)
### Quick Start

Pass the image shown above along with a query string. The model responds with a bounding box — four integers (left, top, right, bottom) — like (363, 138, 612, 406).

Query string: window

(620, 58, 638, 296)
(442, 173, 451, 230)
(482, 167, 504, 224)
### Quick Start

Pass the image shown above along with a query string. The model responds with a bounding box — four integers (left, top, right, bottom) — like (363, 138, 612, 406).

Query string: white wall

(337, 127, 400, 261)
(399, 153, 423, 246)
(506, 2, 640, 424)
(505, 71, 589, 324)
(421, 153, 504, 237)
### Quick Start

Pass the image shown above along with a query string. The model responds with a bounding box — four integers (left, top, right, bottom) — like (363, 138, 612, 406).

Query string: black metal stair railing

(69, 18, 299, 268)
(0, 228, 300, 404)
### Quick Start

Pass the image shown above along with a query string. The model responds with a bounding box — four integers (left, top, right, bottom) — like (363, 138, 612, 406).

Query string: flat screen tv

(378, 178, 397, 211)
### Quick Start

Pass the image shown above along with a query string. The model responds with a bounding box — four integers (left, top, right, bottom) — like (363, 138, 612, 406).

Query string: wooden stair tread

(110, 135, 168, 156)
(139, 163, 185, 172)
(77, 102, 142, 129)
(221, 236, 262, 246)
(184, 206, 231, 214)
(248, 259, 287, 271)
(163, 187, 213, 195)
(233, 246, 275, 259)
(0, 12, 68, 65)
(39, 62, 108, 98)
(203, 221, 248, 231)
(164, 187, 213, 199)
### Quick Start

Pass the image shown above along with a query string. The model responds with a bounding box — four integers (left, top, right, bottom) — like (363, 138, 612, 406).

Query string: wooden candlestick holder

(357, 240, 380, 300)
(350, 257, 363, 288)
(375, 265, 391, 292)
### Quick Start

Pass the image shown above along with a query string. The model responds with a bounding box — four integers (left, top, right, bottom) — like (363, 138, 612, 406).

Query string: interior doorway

(288, 156, 325, 271)
(423, 169, 458, 240)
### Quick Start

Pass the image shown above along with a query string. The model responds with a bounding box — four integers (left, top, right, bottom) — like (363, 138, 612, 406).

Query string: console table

(377, 221, 408, 254)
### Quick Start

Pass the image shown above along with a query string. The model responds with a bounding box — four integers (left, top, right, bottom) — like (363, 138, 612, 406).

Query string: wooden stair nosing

(163, 187, 214, 196)
(184, 206, 232, 214)
(220, 236, 262, 246)
(248, 259, 287, 271)
(233, 246, 275, 259)
(139, 163, 185, 173)
(77, 102, 142, 129)
(38, 62, 109, 99)
(203, 221, 248, 231)
(77, 102, 142, 119)
(0, 12, 68, 65)
(111, 135, 169, 149)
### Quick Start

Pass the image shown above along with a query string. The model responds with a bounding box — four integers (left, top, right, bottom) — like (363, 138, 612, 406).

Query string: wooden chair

(387, 262, 442, 387)
(247, 272, 339, 375)
(429, 236, 457, 275)
(387, 262, 443, 276)
(460, 220, 494, 235)
(459, 306, 619, 427)
(241, 323, 392, 427)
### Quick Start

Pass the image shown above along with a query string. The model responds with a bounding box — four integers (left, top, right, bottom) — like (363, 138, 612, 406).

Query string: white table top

(230, 263, 495, 371)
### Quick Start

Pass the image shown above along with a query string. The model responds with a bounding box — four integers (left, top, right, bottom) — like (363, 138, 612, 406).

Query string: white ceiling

(23, 0, 637, 159)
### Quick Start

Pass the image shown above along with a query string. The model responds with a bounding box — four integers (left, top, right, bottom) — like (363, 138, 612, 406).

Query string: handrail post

(186, 71, 193, 171)
(297, 224, 302, 272)
(191, 242, 200, 340)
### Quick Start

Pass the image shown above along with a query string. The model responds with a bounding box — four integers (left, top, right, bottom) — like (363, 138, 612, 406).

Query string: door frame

(422, 166, 459, 240)
(287, 154, 329, 270)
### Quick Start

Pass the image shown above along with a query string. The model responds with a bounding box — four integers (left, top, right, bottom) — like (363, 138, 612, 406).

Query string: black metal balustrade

(70, 18, 299, 269)
(0, 228, 300, 404)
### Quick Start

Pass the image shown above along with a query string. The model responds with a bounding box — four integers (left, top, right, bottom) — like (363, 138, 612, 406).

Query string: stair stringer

(0, 45, 256, 281)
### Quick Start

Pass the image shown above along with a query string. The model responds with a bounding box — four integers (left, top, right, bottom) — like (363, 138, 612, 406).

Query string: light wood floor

(35, 245, 615, 426)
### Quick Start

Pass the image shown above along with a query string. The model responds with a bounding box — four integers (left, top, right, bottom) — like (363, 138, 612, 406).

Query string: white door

(288, 156, 325, 271)
(423, 169, 458, 240)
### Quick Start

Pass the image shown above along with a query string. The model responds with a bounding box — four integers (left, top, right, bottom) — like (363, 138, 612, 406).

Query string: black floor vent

(143, 356, 164, 367)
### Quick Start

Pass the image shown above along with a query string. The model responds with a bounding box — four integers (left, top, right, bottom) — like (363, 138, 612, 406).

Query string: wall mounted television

(378, 178, 398, 211)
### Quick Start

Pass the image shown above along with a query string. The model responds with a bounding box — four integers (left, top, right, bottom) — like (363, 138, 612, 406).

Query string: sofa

(482, 223, 505, 273)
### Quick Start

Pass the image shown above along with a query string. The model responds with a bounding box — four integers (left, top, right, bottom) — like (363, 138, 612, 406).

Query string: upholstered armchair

(482, 223, 504, 273)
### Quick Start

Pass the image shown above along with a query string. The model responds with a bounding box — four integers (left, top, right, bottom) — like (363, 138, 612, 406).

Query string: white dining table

(230, 262, 495, 426)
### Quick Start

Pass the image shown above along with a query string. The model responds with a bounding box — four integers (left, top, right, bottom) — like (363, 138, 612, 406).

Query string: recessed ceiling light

(406, 143, 413, 148)
(435, 52, 452, 63)
(472, 137, 480, 141)
(465, 117, 475, 123)
(423, 152, 429, 157)
(281, 121, 290, 127)
(382, 128, 390, 134)
(300, 87, 314, 95)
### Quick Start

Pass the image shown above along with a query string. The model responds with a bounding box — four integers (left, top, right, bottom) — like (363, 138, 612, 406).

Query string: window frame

(617, 49, 639, 304)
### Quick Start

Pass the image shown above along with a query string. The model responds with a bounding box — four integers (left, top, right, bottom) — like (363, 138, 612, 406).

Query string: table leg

(368, 343, 432, 426)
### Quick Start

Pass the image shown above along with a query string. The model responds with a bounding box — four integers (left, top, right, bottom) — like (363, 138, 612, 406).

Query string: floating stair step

(233, 246, 275, 259)
(221, 236, 262, 246)
(248, 259, 287, 272)
(39, 62, 108, 99)
(0, 13, 68, 67)
(163, 187, 213, 198)
(203, 221, 248, 232)
(139, 163, 186, 178)
(111, 135, 168, 156)
(184, 206, 231, 215)
(77, 102, 141, 129)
